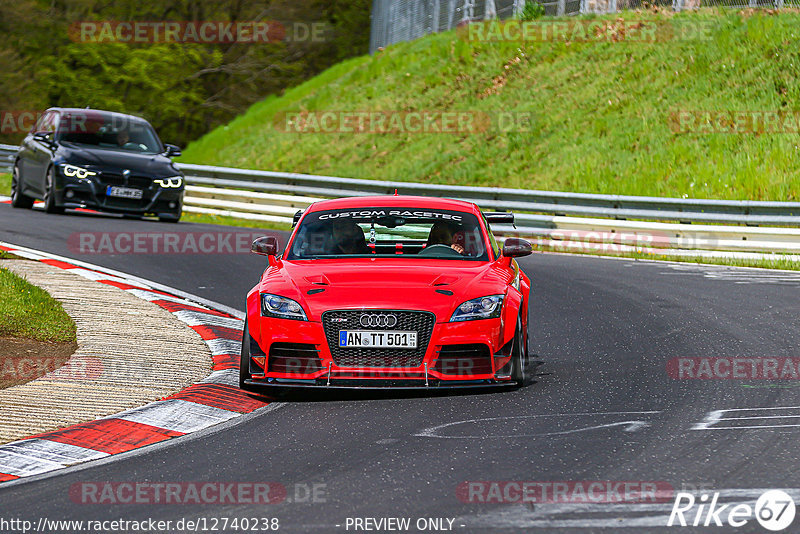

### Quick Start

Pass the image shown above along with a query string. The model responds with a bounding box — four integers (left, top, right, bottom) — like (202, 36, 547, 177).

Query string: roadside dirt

(0, 337, 77, 389)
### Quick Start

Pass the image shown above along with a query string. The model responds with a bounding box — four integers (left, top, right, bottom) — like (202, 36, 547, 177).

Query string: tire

(510, 314, 527, 387)
(239, 319, 252, 389)
(43, 166, 64, 214)
(158, 212, 181, 223)
(10, 163, 34, 209)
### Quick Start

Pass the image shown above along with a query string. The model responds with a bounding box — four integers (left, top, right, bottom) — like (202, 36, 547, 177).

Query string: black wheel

(158, 211, 181, 223)
(43, 166, 64, 214)
(239, 319, 252, 389)
(10, 163, 34, 209)
(510, 314, 527, 387)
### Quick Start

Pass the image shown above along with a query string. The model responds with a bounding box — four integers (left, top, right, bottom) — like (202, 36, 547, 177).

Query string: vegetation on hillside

(0, 0, 371, 146)
(181, 10, 800, 201)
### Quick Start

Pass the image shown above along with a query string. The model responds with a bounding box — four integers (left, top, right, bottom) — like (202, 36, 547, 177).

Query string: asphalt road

(1, 205, 800, 533)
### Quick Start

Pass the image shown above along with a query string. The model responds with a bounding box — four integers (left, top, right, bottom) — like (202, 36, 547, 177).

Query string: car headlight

(450, 295, 504, 322)
(260, 293, 307, 321)
(61, 164, 97, 179)
(154, 176, 183, 188)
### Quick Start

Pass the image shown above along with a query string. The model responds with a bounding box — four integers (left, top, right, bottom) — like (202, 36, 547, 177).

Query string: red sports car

(239, 195, 532, 391)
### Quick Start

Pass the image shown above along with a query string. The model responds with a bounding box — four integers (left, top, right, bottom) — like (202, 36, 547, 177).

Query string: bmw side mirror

(502, 238, 532, 259)
(33, 132, 53, 144)
(164, 144, 182, 158)
(251, 236, 279, 256)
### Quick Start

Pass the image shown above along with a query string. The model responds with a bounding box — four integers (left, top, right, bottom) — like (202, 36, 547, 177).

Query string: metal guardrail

(177, 162, 800, 227)
(0, 144, 16, 173)
(3, 144, 800, 230)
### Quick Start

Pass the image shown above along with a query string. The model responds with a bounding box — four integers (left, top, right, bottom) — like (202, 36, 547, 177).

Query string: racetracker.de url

(0, 516, 280, 533)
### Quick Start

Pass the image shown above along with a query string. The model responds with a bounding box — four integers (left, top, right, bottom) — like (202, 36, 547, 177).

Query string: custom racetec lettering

(319, 210, 463, 221)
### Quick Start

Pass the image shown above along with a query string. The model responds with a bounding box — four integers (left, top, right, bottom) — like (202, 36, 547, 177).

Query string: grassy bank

(0, 262, 76, 342)
(0, 173, 9, 196)
(180, 10, 799, 201)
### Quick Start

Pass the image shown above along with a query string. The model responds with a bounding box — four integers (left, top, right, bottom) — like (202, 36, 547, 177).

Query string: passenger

(330, 219, 371, 254)
(426, 221, 465, 254)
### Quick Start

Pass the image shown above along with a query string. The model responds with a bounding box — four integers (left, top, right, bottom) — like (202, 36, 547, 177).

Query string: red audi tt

(239, 195, 532, 391)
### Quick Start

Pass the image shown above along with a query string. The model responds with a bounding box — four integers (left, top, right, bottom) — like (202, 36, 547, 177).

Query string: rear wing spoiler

(292, 210, 304, 227)
(483, 212, 514, 225)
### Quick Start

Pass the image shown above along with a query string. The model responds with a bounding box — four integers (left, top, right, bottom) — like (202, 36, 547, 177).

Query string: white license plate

(106, 186, 143, 199)
(338, 330, 417, 349)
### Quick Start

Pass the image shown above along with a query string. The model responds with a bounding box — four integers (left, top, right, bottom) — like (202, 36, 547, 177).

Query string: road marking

(201, 369, 240, 387)
(662, 264, 800, 285)
(112, 399, 242, 434)
(693, 406, 800, 430)
(0, 439, 109, 477)
(415, 411, 660, 439)
(173, 310, 244, 329)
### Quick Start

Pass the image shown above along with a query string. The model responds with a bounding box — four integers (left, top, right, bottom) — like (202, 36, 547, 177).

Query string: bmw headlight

(61, 164, 97, 179)
(450, 295, 504, 322)
(260, 293, 307, 321)
(154, 176, 183, 188)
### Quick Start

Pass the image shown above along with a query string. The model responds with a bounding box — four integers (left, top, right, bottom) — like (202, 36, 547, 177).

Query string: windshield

(56, 112, 163, 154)
(285, 207, 489, 261)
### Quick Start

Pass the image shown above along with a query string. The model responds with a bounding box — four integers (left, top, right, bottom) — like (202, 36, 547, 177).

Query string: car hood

(58, 145, 180, 177)
(259, 258, 514, 322)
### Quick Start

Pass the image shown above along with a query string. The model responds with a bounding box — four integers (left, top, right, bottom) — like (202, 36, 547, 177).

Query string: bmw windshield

(55, 112, 163, 154)
(286, 208, 490, 261)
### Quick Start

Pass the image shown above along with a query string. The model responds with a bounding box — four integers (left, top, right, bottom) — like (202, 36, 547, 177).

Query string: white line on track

(415, 411, 661, 439)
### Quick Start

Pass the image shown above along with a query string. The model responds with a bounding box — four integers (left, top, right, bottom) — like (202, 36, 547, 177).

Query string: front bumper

(243, 378, 513, 390)
(56, 170, 184, 215)
(245, 313, 516, 389)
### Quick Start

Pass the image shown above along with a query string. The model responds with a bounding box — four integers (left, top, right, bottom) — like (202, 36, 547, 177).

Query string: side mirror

(251, 236, 279, 256)
(164, 144, 182, 157)
(502, 238, 532, 259)
(33, 132, 52, 144)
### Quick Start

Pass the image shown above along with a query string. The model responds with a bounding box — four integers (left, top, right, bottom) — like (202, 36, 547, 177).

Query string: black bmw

(11, 108, 184, 222)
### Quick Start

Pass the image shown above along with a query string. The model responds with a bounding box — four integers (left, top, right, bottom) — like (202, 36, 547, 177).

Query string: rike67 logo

(668, 490, 796, 531)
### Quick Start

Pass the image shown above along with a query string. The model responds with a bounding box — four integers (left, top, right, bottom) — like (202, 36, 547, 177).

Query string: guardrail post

(557, 0, 566, 15)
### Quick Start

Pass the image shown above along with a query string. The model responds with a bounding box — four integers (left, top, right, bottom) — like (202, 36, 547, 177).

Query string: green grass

(180, 211, 290, 231)
(0, 173, 9, 196)
(180, 10, 800, 201)
(0, 263, 77, 342)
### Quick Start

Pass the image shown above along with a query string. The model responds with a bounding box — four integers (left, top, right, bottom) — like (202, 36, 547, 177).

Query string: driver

(330, 219, 371, 254)
(116, 130, 130, 147)
(426, 221, 465, 254)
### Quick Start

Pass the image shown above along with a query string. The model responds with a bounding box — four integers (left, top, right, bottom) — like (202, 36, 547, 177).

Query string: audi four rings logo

(360, 314, 398, 328)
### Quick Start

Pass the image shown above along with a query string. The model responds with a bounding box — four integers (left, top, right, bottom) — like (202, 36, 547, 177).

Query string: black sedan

(11, 107, 184, 222)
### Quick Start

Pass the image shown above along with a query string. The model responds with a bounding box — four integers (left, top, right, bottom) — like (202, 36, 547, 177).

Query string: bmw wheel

(43, 166, 64, 214)
(10, 163, 34, 209)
